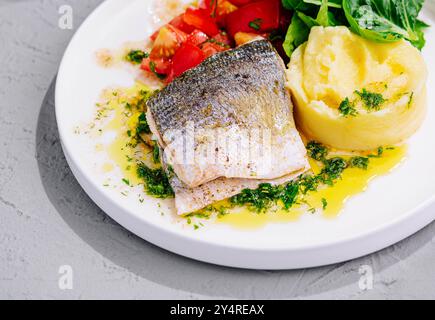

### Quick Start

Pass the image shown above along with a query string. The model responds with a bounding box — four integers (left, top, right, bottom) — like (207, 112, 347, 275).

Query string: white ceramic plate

(56, 0, 435, 270)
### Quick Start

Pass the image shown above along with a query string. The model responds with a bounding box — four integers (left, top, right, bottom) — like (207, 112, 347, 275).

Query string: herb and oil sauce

(93, 84, 406, 230)
(93, 83, 172, 196)
(211, 143, 406, 229)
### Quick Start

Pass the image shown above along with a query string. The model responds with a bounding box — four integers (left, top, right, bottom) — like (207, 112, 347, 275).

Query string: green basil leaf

(343, 0, 426, 47)
(283, 14, 311, 57)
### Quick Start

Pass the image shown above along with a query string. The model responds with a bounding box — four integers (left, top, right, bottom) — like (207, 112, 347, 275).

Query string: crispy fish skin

(147, 39, 308, 191)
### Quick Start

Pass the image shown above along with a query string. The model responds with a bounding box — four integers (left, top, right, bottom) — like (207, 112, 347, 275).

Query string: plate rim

(55, 0, 435, 269)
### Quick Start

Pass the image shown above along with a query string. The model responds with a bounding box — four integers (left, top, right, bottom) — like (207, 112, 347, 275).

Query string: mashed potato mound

(287, 26, 427, 151)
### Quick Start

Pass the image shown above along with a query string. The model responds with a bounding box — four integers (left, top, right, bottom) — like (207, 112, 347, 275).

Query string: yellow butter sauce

(215, 202, 304, 230)
(96, 82, 155, 186)
(217, 146, 406, 229)
(106, 131, 144, 186)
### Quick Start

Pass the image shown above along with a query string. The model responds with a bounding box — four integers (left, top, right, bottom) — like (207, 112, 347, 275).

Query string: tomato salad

(130, 0, 290, 83)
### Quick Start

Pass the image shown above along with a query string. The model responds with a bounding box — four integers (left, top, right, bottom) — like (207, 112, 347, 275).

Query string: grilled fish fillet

(147, 40, 308, 189)
(146, 40, 309, 214)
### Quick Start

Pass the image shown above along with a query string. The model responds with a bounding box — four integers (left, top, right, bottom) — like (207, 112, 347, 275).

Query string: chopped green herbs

(137, 163, 174, 198)
(206, 38, 231, 49)
(349, 156, 369, 170)
(136, 90, 154, 111)
(306, 141, 328, 161)
(408, 92, 415, 108)
(298, 174, 321, 194)
(339, 88, 388, 117)
(230, 141, 389, 213)
(230, 182, 299, 213)
(368, 147, 384, 158)
(339, 97, 358, 117)
(320, 157, 348, 185)
(136, 112, 151, 135)
(231, 184, 279, 213)
(249, 18, 263, 31)
(322, 198, 328, 210)
(125, 50, 148, 64)
(152, 142, 160, 164)
(355, 89, 386, 111)
(281, 182, 300, 210)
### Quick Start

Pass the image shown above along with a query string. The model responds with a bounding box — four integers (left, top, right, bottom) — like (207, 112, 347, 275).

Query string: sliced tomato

(150, 25, 187, 59)
(141, 57, 172, 76)
(165, 68, 175, 84)
(150, 14, 195, 42)
(201, 41, 228, 58)
(150, 29, 159, 42)
(169, 14, 196, 34)
(201, 0, 238, 17)
(228, 0, 255, 6)
(224, 0, 281, 38)
(186, 30, 209, 47)
(212, 31, 232, 46)
(216, 0, 238, 17)
(172, 43, 206, 77)
(183, 8, 220, 37)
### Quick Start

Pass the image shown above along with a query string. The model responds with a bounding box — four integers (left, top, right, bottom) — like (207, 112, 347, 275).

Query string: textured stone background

(0, 0, 434, 300)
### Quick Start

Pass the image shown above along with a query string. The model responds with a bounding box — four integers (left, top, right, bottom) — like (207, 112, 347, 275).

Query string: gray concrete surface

(0, 0, 434, 300)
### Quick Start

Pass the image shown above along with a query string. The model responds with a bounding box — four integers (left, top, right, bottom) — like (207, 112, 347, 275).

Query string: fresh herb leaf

(322, 198, 328, 210)
(231, 183, 278, 212)
(281, 182, 300, 209)
(282, 0, 342, 11)
(152, 142, 160, 164)
(283, 14, 311, 57)
(137, 163, 174, 198)
(282, 0, 429, 58)
(249, 18, 263, 31)
(343, 0, 426, 48)
(320, 157, 348, 184)
(316, 0, 331, 27)
(349, 156, 369, 170)
(136, 112, 151, 135)
(377, 146, 384, 157)
(408, 92, 415, 108)
(282, 0, 343, 57)
(230, 182, 300, 212)
(298, 174, 321, 194)
(307, 141, 328, 161)
(339, 97, 358, 117)
(125, 50, 148, 64)
(355, 89, 386, 111)
(368, 146, 385, 158)
(411, 19, 430, 50)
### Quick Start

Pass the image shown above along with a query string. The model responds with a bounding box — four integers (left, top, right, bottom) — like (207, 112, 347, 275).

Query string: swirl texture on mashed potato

(286, 26, 428, 151)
